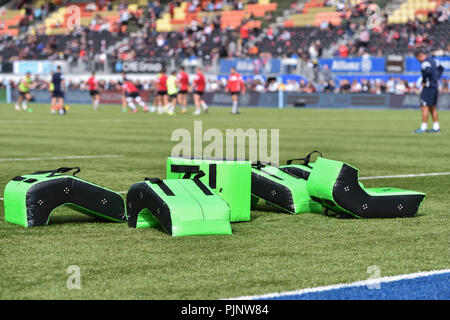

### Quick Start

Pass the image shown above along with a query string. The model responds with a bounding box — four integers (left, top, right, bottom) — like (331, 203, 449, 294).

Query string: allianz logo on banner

(330, 57, 373, 72)
(235, 60, 272, 73)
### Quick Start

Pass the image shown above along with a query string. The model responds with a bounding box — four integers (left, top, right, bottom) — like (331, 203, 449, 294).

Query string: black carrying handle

(286, 151, 323, 168)
(145, 172, 212, 196)
(32, 167, 81, 177)
(145, 177, 175, 196)
(251, 160, 271, 170)
(191, 170, 213, 195)
(192, 170, 206, 181)
(170, 164, 200, 179)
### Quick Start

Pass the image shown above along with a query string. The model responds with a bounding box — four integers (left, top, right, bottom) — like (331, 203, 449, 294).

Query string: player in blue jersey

(50, 65, 66, 115)
(413, 50, 444, 133)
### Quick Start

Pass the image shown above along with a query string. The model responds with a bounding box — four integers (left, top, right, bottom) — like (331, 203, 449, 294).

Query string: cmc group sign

(219, 59, 281, 74)
(115, 61, 164, 73)
(318, 57, 386, 73)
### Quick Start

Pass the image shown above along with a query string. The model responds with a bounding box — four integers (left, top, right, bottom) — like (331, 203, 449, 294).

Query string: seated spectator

(285, 79, 299, 92)
(394, 78, 407, 95)
(340, 79, 351, 93)
(361, 79, 370, 93)
(254, 79, 266, 92)
(34, 7, 43, 20)
(338, 44, 349, 58)
(440, 78, 449, 93)
(267, 79, 279, 92)
(323, 80, 336, 93)
(215, 1, 223, 11)
(409, 82, 421, 95)
(386, 77, 395, 94)
(304, 82, 316, 93)
(350, 79, 362, 93)
(298, 79, 307, 92)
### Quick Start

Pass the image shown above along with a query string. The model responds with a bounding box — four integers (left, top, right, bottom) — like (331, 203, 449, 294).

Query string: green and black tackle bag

(4, 167, 127, 227)
(127, 172, 232, 236)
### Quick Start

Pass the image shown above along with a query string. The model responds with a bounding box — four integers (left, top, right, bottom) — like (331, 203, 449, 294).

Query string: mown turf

(0, 103, 449, 299)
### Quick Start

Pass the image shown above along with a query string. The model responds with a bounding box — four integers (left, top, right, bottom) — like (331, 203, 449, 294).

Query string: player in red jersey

(192, 67, 208, 115)
(177, 66, 189, 114)
(122, 78, 149, 113)
(157, 68, 169, 114)
(86, 71, 100, 111)
(226, 67, 246, 114)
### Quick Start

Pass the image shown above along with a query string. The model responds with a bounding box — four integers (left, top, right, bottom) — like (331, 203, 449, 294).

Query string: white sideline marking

(0, 154, 124, 162)
(360, 172, 450, 180)
(227, 269, 450, 300)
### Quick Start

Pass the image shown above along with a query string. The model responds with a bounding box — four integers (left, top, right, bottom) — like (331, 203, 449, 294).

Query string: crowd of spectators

(13, 0, 56, 33)
(331, 1, 450, 57)
(0, 0, 448, 66)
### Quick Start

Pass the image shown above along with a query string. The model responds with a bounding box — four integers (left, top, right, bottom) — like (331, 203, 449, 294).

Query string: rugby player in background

(122, 77, 149, 113)
(226, 67, 246, 115)
(87, 71, 100, 111)
(15, 72, 34, 111)
(50, 66, 66, 115)
(192, 67, 208, 115)
(157, 68, 168, 114)
(413, 50, 444, 133)
(177, 66, 189, 114)
(165, 70, 178, 116)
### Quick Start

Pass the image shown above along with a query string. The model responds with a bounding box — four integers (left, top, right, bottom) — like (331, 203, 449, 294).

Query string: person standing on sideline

(87, 71, 100, 111)
(165, 70, 178, 116)
(51, 66, 66, 115)
(192, 67, 208, 115)
(156, 68, 168, 114)
(15, 72, 34, 111)
(177, 66, 189, 114)
(122, 78, 149, 113)
(226, 67, 246, 115)
(413, 50, 444, 133)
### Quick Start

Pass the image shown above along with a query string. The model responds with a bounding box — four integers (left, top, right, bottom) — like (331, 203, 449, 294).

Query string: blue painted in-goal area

(231, 269, 450, 300)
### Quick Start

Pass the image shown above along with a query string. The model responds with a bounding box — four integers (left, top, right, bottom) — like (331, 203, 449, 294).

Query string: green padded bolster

(306, 157, 426, 218)
(166, 156, 251, 222)
(4, 172, 126, 227)
(306, 157, 346, 204)
(127, 179, 232, 236)
(251, 164, 322, 214)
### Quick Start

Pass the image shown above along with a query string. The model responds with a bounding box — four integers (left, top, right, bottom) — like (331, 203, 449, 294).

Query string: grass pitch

(0, 103, 449, 299)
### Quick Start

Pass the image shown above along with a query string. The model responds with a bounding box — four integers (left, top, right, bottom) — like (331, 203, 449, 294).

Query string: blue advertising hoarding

(318, 57, 386, 73)
(405, 56, 450, 72)
(13, 61, 54, 75)
(219, 59, 281, 74)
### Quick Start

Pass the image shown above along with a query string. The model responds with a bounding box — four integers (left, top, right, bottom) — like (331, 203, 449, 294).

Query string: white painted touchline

(360, 172, 450, 180)
(0, 155, 124, 162)
(226, 269, 450, 300)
